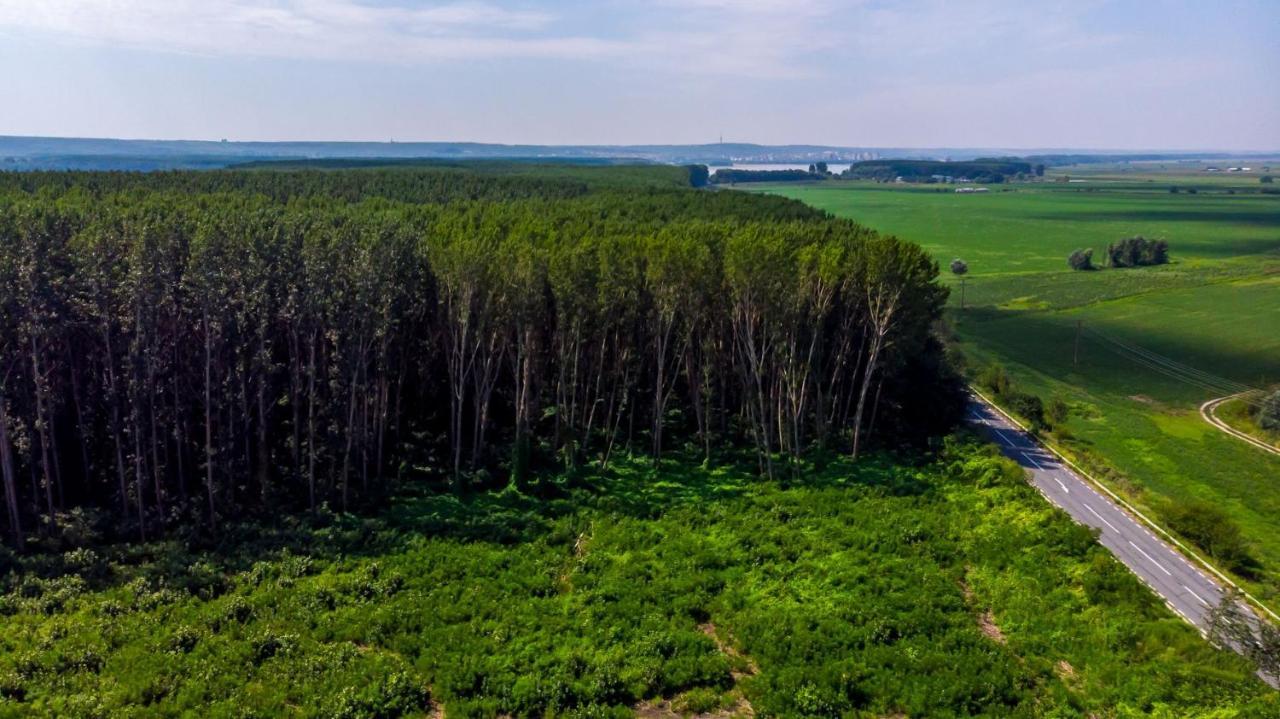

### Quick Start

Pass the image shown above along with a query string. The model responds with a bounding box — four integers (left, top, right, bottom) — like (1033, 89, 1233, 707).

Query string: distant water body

(711, 162, 854, 174)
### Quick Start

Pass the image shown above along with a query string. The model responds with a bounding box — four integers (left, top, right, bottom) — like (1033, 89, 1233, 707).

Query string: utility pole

(1073, 320, 1083, 367)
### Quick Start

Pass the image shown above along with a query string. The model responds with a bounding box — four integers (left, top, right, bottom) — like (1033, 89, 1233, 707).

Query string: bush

(1046, 398, 1070, 426)
(1258, 390, 1280, 431)
(1164, 501, 1255, 575)
(1067, 248, 1095, 271)
(1006, 392, 1047, 431)
(978, 364, 1011, 396)
(329, 671, 429, 719)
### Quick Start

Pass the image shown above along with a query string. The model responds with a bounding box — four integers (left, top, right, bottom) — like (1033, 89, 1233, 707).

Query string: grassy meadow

(1, 441, 1274, 717)
(744, 170, 1280, 602)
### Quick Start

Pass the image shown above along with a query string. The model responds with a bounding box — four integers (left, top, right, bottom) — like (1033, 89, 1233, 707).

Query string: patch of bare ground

(699, 623, 758, 679)
(958, 570, 1006, 644)
(427, 698, 445, 719)
(1054, 660, 1076, 681)
(978, 610, 1007, 644)
(634, 696, 754, 719)
(557, 523, 594, 591)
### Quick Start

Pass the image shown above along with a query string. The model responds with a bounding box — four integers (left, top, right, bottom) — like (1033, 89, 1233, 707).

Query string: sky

(0, 0, 1276, 150)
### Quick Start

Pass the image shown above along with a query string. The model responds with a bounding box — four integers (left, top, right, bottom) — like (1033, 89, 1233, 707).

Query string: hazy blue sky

(0, 0, 1276, 149)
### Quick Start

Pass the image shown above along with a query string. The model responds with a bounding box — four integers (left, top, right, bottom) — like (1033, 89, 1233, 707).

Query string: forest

(0, 165, 959, 547)
(841, 159, 1038, 182)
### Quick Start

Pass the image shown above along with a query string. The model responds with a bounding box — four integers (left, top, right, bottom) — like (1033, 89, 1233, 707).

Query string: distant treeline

(709, 169, 821, 184)
(842, 159, 1041, 183)
(0, 166, 958, 546)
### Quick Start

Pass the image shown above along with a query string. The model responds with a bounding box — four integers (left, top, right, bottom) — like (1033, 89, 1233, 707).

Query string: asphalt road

(967, 397, 1228, 629)
(969, 394, 1279, 689)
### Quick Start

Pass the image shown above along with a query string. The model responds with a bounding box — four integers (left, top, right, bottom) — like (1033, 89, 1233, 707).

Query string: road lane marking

(1085, 504, 1119, 532)
(1053, 476, 1070, 494)
(1019, 450, 1042, 469)
(1183, 585, 1210, 607)
(995, 428, 1015, 445)
(1129, 541, 1173, 576)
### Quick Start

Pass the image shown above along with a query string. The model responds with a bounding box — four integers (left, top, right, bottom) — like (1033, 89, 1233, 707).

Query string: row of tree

(1105, 236, 1170, 267)
(0, 170, 958, 547)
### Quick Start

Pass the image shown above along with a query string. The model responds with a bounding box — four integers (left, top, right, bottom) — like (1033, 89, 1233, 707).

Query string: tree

(1207, 588, 1280, 678)
(1106, 236, 1169, 268)
(0, 167, 959, 544)
(1259, 390, 1280, 431)
(815, 161, 828, 174)
(949, 259, 968, 310)
(1261, 175, 1274, 184)
(1067, 248, 1094, 271)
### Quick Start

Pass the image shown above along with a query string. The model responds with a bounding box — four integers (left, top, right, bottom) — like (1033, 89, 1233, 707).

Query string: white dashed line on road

(1085, 504, 1119, 533)
(1129, 541, 1173, 577)
(1183, 585, 1211, 607)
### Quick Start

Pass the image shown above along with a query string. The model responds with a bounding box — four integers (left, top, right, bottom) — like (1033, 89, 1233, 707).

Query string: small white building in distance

(955, 187, 989, 193)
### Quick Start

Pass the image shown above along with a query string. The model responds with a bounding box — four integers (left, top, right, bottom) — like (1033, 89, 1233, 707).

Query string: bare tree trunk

(29, 338, 56, 520)
(306, 331, 317, 512)
(68, 354, 93, 491)
(257, 334, 270, 505)
(0, 392, 24, 550)
(202, 305, 217, 529)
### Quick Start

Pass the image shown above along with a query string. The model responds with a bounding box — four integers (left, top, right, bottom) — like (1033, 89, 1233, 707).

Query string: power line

(1081, 326, 1266, 406)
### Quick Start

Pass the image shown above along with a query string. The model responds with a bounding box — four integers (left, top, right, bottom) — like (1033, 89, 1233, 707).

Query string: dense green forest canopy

(0, 165, 959, 547)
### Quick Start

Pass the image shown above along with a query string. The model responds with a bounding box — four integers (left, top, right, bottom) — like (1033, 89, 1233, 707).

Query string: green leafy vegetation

(0, 440, 1272, 717)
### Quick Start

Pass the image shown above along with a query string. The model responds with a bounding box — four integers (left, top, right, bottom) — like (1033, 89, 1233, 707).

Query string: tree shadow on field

(1030, 205, 1280, 229)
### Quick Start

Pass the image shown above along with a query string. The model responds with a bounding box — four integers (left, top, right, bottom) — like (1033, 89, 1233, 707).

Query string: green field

(745, 176, 1280, 602)
(2, 443, 1274, 717)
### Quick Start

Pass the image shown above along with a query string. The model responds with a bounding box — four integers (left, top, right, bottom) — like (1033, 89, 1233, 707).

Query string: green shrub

(1046, 398, 1070, 426)
(978, 364, 1011, 396)
(1258, 390, 1280, 431)
(673, 687, 724, 714)
(1067, 248, 1095, 271)
(1164, 500, 1256, 575)
(1006, 391, 1047, 431)
(328, 671, 429, 718)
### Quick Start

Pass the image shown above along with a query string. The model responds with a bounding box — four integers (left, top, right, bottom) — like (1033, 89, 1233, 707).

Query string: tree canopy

(0, 167, 960, 546)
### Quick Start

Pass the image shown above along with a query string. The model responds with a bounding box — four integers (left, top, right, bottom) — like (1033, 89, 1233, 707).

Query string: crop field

(1, 443, 1273, 717)
(746, 175, 1280, 602)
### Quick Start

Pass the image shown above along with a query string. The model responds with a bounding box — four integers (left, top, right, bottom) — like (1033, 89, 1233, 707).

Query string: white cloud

(0, 0, 615, 62)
